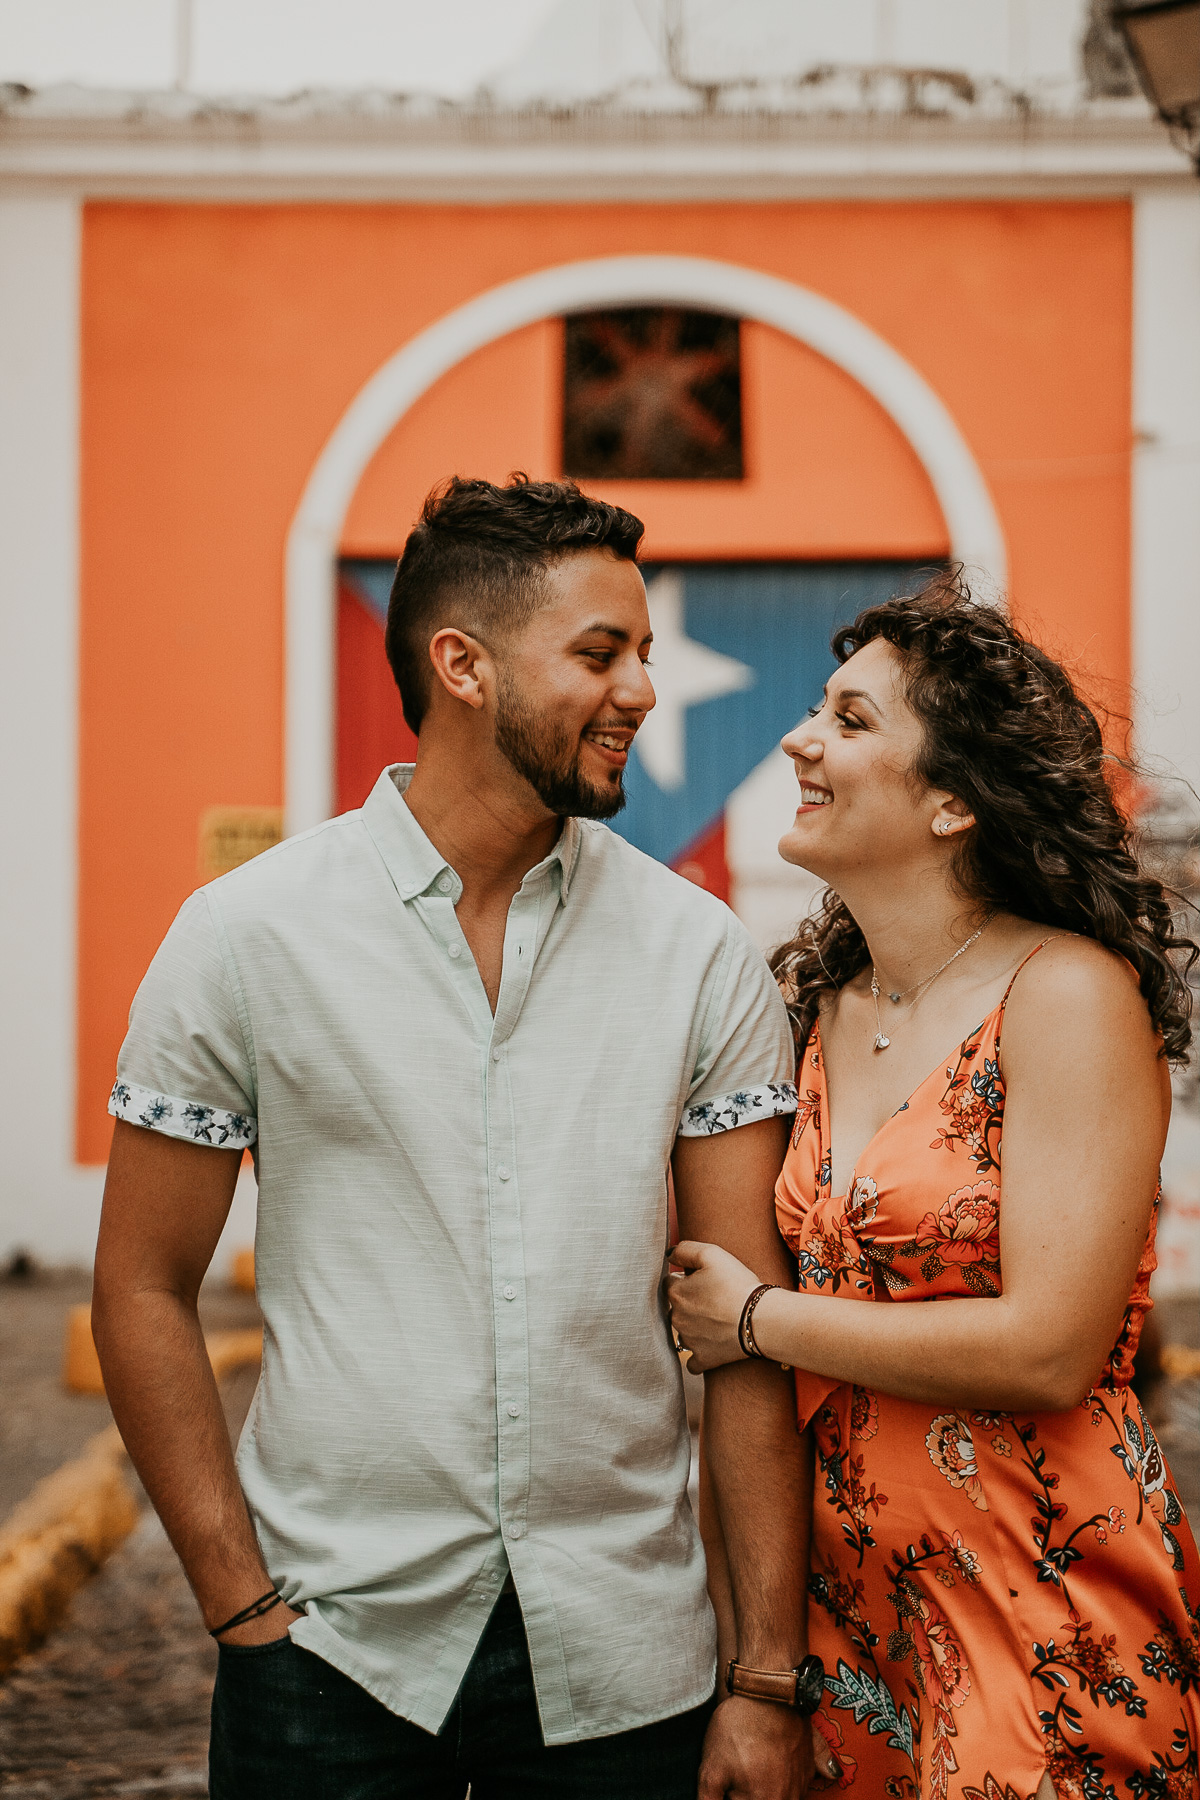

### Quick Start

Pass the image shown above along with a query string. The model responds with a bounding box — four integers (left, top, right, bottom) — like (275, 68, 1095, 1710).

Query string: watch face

(797, 1654, 826, 1715)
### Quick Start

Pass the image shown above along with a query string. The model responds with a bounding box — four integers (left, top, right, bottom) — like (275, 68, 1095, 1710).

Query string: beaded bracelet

(738, 1283, 782, 1360)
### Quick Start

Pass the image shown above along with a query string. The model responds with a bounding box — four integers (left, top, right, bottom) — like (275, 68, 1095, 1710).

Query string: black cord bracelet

(209, 1589, 284, 1639)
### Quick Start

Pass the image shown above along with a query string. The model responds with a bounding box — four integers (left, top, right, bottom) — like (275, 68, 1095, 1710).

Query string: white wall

(1133, 185, 1200, 810)
(680, 0, 1084, 93)
(1132, 185, 1200, 1297)
(727, 749, 824, 956)
(0, 0, 1091, 104)
(0, 194, 105, 1265)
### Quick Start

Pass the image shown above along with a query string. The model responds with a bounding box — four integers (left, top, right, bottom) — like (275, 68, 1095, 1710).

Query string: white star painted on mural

(634, 570, 755, 792)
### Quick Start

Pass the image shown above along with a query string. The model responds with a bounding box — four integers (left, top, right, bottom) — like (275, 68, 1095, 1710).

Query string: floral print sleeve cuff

(108, 1079, 257, 1147)
(678, 1080, 798, 1137)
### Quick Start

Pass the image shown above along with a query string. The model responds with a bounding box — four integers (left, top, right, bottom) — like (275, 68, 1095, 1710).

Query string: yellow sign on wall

(198, 806, 284, 879)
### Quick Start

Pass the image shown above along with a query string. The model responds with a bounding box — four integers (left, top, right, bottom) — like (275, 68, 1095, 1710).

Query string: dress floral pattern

(776, 951, 1200, 1799)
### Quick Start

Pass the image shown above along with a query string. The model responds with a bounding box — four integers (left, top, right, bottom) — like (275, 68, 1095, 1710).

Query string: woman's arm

(671, 941, 1170, 1413)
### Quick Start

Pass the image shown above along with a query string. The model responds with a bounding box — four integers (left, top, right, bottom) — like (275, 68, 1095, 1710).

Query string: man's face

(492, 549, 655, 820)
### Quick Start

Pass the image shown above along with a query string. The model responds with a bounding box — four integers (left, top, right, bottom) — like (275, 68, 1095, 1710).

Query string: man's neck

(402, 750, 564, 910)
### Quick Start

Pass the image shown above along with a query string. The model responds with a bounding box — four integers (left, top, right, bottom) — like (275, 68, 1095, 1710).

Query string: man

(94, 476, 818, 1799)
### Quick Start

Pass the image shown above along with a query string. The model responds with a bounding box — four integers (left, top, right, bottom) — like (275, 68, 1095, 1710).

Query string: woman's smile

(796, 783, 833, 811)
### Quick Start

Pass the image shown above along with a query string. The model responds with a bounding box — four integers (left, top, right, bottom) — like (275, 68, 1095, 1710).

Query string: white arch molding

(285, 254, 1007, 834)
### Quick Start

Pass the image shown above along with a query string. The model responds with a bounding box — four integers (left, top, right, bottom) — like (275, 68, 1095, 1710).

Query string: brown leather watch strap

(725, 1660, 799, 1708)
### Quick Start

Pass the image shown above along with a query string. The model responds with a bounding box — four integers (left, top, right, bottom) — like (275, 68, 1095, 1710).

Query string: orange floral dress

(776, 950, 1200, 1800)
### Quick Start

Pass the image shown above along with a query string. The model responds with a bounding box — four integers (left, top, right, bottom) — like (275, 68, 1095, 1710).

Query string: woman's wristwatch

(725, 1655, 826, 1716)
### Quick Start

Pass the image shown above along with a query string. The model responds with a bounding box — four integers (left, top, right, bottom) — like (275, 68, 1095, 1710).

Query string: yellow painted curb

(63, 1307, 263, 1396)
(1162, 1343, 1200, 1383)
(208, 1327, 263, 1381)
(2, 1323, 264, 1673)
(62, 1304, 104, 1394)
(0, 1424, 137, 1674)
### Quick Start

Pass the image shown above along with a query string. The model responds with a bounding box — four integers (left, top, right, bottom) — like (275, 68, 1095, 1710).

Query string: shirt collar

(362, 765, 582, 905)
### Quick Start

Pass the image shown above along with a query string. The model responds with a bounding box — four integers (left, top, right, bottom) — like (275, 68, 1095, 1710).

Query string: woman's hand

(668, 1240, 762, 1373)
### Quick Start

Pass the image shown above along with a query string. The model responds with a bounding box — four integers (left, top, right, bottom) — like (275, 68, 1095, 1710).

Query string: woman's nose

(781, 724, 822, 761)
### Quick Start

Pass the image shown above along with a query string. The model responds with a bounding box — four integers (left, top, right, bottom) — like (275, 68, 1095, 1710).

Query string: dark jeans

(210, 1592, 713, 1800)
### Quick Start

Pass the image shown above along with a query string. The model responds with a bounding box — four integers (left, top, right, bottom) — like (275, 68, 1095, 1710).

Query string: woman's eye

(806, 704, 821, 719)
(836, 711, 862, 730)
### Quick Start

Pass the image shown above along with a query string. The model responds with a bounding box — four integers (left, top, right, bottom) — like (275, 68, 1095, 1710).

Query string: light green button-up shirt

(110, 766, 797, 1742)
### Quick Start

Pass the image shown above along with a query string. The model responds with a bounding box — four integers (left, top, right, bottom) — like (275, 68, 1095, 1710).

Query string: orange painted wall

(343, 318, 947, 559)
(78, 199, 1131, 1161)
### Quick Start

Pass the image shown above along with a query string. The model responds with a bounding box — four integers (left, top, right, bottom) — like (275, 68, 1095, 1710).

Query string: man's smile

(583, 725, 637, 768)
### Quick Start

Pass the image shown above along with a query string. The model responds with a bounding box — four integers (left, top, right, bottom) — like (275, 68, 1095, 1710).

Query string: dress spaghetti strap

(994, 933, 1070, 1060)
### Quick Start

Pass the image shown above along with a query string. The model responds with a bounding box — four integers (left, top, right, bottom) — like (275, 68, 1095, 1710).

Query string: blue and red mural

(337, 560, 928, 898)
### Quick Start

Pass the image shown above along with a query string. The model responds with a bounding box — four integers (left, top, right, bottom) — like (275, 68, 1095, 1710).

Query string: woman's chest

(777, 1028, 1008, 1302)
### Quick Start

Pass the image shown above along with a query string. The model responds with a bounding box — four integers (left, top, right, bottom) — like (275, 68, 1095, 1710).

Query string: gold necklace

(869, 917, 992, 1052)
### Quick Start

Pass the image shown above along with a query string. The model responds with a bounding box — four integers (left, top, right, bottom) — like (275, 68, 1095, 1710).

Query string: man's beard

(494, 673, 628, 821)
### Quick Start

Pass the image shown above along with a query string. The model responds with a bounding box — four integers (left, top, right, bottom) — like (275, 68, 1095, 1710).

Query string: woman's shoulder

(1000, 931, 1158, 1058)
(1008, 931, 1142, 1002)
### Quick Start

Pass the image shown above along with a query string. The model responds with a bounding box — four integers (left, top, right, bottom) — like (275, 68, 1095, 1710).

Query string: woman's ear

(930, 797, 976, 839)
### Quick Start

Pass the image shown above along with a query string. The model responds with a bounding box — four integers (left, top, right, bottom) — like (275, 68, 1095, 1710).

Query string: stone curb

(0, 1327, 262, 1675)
(0, 1423, 137, 1674)
(1162, 1343, 1200, 1382)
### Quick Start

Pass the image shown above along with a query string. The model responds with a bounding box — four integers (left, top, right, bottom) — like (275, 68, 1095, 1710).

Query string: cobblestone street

(0, 1280, 1197, 1795)
(0, 1274, 257, 1798)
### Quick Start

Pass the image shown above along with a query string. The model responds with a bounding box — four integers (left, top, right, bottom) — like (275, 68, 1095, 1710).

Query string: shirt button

(437, 874, 453, 894)
(448, 943, 462, 959)
(497, 1164, 510, 1181)
(502, 1284, 516, 1300)
(492, 1048, 502, 1063)
(506, 1522, 524, 1540)
(506, 1402, 521, 1418)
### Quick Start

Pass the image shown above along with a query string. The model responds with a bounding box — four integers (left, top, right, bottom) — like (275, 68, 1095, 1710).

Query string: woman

(669, 577, 1200, 1799)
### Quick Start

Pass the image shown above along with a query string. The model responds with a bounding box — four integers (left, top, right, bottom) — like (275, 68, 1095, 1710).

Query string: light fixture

(1112, 0, 1200, 169)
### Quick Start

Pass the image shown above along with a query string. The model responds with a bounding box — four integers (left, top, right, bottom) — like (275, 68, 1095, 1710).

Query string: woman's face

(778, 637, 953, 883)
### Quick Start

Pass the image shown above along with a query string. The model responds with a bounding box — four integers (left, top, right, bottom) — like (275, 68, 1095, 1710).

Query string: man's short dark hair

(385, 474, 645, 733)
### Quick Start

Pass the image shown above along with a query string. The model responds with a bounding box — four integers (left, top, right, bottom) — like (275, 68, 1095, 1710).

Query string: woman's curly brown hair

(770, 571, 1197, 1064)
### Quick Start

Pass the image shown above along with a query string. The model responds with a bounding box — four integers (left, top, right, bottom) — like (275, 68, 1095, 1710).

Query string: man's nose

(617, 656, 656, 718)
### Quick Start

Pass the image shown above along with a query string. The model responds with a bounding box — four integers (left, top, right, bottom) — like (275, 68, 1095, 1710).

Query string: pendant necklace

(869, 916, 993, 1052)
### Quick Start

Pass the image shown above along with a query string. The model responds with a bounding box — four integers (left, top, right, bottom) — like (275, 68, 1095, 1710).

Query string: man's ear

(427, 626, 491, 712)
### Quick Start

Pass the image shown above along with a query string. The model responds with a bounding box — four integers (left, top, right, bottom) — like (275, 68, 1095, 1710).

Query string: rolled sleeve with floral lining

(678, 1080, 798, 1136)
(108, 1080, 257, 1147)
(676, 910, 798, 1138)
(108, 888, 258, 1151)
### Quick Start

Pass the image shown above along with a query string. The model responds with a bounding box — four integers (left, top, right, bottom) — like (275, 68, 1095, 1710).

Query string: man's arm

(672, 1117, 817, 1800)
(92, 1121, 302, 1645)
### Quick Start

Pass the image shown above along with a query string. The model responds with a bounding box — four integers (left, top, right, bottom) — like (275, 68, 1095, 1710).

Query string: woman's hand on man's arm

(675, 940, 1170, 1415)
